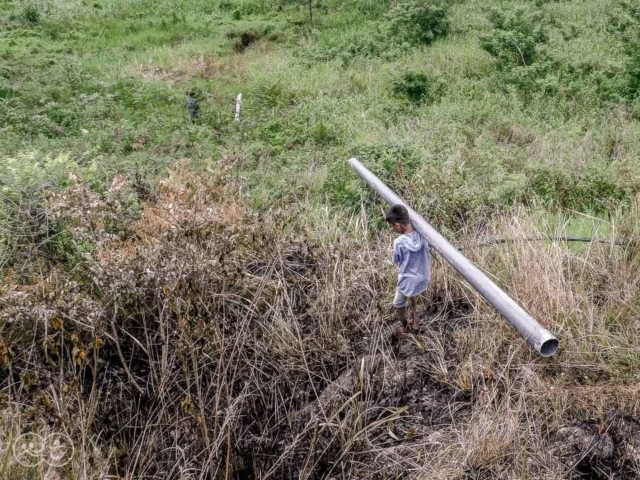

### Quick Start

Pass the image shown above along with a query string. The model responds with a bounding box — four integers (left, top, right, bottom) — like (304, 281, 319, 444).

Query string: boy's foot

(394, 306, 407, 336)
(410, 313, 420, 331)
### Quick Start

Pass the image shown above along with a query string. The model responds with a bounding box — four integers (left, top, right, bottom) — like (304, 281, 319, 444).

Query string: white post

(235, 93, 242, 122)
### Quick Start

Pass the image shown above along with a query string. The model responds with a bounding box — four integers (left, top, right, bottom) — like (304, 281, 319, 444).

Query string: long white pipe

(348, 158, 559, 357)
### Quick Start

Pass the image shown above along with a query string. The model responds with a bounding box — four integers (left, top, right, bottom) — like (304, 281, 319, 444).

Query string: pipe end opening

(540, 338, 559, 357)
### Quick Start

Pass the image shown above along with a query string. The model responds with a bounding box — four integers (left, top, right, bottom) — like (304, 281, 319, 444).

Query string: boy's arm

(392, 242, 403, 266)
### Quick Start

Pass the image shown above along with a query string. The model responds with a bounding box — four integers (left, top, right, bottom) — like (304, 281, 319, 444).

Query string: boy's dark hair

(385, 204, 410, 225)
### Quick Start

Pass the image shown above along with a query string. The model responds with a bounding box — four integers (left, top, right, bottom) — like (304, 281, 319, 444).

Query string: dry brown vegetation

(133, 55, 228, 84)
(0, 162, 639, 479)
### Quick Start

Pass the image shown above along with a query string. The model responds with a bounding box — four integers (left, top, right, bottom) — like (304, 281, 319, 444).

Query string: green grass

(1, 0, 640, 232)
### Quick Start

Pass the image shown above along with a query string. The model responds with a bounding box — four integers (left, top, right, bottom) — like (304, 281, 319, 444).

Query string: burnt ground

(235, 301, 477, 479)
(242, 298, 640, 479)
(545, 414, 640, 479)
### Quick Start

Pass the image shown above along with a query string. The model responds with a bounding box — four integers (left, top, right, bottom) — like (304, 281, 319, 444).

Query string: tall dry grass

(0, 162, 400, 479)
(0, 166, 639, 479)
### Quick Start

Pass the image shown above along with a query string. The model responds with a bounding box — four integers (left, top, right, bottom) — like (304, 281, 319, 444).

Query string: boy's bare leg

(395, 306, 407, 335)
(410, 297, 419, 330)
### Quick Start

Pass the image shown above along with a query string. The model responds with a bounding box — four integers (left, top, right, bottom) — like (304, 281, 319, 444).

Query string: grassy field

(1, 0, 640, 478)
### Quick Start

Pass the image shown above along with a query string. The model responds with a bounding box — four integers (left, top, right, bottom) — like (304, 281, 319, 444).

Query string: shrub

(481, 6, 552, 101)
(628, 51, 640, 98)
(22, 4, 40, 23)
(559, 59, 627, 103)
(324, 142, 421, 210)
(227, 0, 275, 15)
(0, 151, 96, 272)
(607, 0, 640, 39)
(0, 86, 16, 99)
(311, 117, 333, 144)
(253, 80, 287, 108)
(393, 71, 446, 104)
(231, 29, 261, 52)
(481, 7, 548, 70)
(386, 0, 450, 45)
(608, 2, 640, 98)
(0, 151, 77, 195)
(2, 156, 410, 478)
(299, 31, 384, 66)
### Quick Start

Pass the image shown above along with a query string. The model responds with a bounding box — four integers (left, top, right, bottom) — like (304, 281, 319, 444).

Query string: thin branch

(477, 235, 629, 248)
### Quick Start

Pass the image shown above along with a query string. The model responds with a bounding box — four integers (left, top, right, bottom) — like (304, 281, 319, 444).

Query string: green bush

(220, 0, 280, 15)
(559, 59, 626, 103)
(393, 71, 445, 104)
(324, 142, 421, 209)
(323, 0, 390, 19)
(480, 6, 553, 100)
(0, 151, 78, 195)
(0, 85, 16, 99)
(300, 31, 385, 66)
(22, 4, 40, 23)
(0, 151, 82, 270)
(42, 225, 97, 269)
(481, 7, 548, 70)
(311, 117, 333, 144)
(386, 0, 450, 45)
(607, 1, 640, 38)
(607, 1, 640, 99)
(252, 80, 288, 107)
(628, 51, 640, 98)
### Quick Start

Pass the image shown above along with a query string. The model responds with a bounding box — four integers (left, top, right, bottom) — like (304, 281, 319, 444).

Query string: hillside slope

(1, 0, 640, 478)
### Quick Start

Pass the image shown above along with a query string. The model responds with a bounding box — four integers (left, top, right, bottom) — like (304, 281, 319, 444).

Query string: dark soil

(551, 413, 640, 479)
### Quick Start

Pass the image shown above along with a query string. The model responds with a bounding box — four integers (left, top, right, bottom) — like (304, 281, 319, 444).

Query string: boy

(186, 91, 200, 122)
(386, 204, 431, 333)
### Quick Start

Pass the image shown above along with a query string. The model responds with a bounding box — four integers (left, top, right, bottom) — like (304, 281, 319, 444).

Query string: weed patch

(324, 141, 421, 211)
(526, 165, 633, 213)
(386, 0, 450, 46)
(393, 70, 446, 105)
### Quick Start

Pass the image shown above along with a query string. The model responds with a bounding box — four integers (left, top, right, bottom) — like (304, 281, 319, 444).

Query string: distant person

(386, 204, 431, 333)
(187, 91, 199, 122)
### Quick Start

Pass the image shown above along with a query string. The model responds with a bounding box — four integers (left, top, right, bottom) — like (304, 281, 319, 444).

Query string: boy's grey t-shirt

(393, 231, 430, 297)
